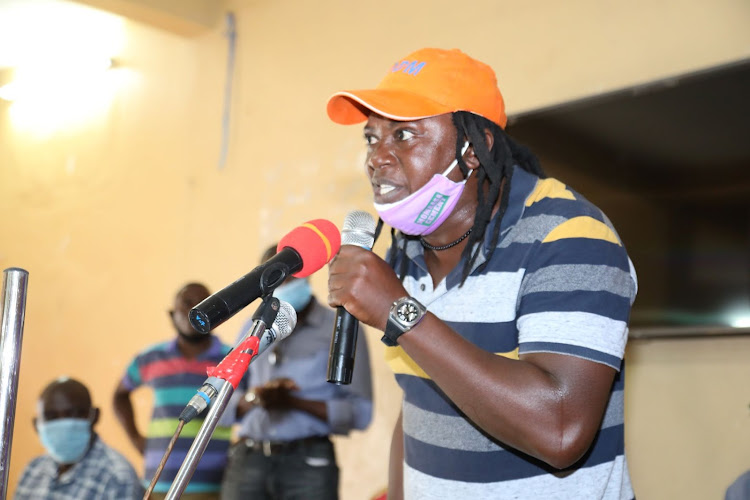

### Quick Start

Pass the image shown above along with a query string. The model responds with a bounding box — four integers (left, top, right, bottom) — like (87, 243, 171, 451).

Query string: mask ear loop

(443, 141, 471, 179)
(372, 218, 385, 245)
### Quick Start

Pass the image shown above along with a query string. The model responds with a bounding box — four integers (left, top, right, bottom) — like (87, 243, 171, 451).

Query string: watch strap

(381, 319, 402, 347)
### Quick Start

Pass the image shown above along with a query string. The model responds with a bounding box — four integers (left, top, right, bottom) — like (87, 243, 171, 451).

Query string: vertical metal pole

(0, 268, 29, 500)
(165, 382, 234, 499)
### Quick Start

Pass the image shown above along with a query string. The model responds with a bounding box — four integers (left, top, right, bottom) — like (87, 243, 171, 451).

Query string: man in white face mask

(14, 377, 142, 500)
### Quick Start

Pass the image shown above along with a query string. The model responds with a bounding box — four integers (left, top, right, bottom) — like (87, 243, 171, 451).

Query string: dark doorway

(506, 60, 750, 334)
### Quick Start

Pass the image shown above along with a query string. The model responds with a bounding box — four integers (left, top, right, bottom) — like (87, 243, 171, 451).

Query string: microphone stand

(164, 296, 278, 499)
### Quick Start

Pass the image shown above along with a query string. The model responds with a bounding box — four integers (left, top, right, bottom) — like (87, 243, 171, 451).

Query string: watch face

(396, 301, 421, 324)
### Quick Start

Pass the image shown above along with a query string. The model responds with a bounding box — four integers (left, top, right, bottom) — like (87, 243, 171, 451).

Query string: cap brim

(327, 89, 452, 125)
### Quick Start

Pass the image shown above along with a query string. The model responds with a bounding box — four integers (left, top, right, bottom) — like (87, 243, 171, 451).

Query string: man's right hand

(255, 378, 300, 410)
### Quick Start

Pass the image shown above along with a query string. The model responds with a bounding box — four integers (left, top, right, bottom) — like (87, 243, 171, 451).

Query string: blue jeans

(220, 438, 339, 500)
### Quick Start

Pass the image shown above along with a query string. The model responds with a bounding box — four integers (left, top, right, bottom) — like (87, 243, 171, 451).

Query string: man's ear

(463, 129, 495, 171)
(484, 128, 494, 152)
(32, 417, 38, 434)
(91, 407, 100, 427)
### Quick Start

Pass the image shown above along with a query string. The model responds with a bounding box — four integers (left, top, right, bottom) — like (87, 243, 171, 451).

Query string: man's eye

(364, 134, 377, 146)
(396, 129, 415, 141)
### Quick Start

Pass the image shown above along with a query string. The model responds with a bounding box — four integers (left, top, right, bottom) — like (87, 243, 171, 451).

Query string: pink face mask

(374, 142, 470, 236)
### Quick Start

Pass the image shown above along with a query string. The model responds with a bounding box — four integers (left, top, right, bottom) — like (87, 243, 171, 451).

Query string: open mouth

(372, 181, 403, 203)
(378, 184, 396, 196)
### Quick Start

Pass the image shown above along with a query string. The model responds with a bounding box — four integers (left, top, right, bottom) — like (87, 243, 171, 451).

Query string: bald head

(176, 283, 211, 310)
(172, 282, 211, 338)
(37, 377, 94, 422)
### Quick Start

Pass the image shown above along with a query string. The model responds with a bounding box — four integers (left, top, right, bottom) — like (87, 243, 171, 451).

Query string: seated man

(14, 376, 143, 499)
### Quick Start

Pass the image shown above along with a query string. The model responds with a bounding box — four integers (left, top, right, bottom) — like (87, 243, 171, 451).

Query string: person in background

(221, 243, 374, 500)
(14, 376, 142, 499)
(326, 47, 638, 499)
(725, 469, 750, 500)
(113, 282, 234, 499)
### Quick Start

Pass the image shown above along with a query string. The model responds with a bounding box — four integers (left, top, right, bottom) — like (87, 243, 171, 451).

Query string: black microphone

(189, 219, 341, 334)
(327, 210, 377, 385)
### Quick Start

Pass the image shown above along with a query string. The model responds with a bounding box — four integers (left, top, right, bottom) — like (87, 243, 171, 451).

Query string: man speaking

(326, 47, 637, 500)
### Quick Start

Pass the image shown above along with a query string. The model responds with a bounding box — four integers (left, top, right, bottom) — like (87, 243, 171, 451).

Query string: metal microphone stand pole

(165, 297, 278, 499)
(0, 268, 29, 500)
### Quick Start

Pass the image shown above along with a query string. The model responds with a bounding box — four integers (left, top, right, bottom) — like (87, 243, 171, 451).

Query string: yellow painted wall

(1, 0, 749, 498)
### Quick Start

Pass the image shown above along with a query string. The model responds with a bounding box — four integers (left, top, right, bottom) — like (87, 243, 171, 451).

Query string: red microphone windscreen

(277, 219, 341, 278)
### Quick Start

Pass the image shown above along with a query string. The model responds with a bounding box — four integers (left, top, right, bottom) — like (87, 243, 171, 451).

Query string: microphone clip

(251, 295, 281, 332)
(258, 262, 290, 297)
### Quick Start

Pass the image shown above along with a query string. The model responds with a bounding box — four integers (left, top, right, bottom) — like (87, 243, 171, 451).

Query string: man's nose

(367, 141, 395, 171)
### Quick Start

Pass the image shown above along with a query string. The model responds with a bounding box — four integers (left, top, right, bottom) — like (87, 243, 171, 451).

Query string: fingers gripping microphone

(327, 210, 377, 385)
(189, 219, 341, 334)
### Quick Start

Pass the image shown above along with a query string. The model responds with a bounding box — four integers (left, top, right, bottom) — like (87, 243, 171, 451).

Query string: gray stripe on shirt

(499, 214, 568, 248)
(402, 400, 502, 452)
(521, 264, 635, 298)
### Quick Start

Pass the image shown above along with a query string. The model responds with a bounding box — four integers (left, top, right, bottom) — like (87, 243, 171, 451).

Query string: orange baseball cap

(327, 48, 506, 128)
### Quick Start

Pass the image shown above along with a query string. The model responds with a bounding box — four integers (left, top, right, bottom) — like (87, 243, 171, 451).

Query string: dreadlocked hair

(383, 111, 545, 286)
(451, 111, 545, 284)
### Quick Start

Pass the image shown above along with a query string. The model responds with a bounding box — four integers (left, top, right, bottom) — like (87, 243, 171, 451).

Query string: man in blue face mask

(220, 244, 374, 500)
(14, 377, 142, 499)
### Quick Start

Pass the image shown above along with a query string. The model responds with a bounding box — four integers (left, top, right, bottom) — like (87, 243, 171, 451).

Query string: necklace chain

(420, 228, 473, 251)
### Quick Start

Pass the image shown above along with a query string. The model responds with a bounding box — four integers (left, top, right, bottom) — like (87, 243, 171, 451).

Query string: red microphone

(277, 219, 341, 277)
(189, 219, 341, 333)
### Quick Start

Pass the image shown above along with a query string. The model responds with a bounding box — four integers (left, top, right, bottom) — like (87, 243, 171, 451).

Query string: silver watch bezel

(389, 296, 426, 331)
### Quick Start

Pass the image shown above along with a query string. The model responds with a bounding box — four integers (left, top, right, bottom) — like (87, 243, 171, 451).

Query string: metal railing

(0, 268, 29, 500)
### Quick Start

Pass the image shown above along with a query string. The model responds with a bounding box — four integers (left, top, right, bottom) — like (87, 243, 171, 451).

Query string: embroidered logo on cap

(391, 60, 426, 76)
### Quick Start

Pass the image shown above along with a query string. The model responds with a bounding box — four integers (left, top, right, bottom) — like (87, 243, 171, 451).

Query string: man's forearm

(113, 392, 143, 448)
(288, 397, 328, 422)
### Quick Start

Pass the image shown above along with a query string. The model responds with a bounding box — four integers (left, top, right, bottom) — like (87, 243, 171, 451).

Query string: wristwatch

(244, 388, 257, 404)
(381, 296, 427, 346)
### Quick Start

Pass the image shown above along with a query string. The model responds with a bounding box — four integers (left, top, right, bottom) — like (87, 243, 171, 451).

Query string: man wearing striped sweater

(113, 283, 234, 499)
(326, 47, 637, 499)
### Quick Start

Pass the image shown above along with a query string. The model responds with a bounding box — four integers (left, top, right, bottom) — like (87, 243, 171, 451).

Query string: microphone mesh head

(272, 300, 298, 340)
(342, 210, 376, 249)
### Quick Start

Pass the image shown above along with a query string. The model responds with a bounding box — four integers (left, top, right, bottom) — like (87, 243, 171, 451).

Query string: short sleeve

(517, 215, 637, 370)
(120, 355, 143, 391)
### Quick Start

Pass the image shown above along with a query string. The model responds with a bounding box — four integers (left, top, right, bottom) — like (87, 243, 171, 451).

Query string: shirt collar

(166, 335, 223, 358)
(299, 297, 326, 328)
(399, 164, 539, 284)
(55, 434, 101, 484)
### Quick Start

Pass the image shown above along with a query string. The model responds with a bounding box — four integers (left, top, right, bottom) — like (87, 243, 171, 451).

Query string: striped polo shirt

(386, 165, 637, 499)
(121, 336, 234, 494)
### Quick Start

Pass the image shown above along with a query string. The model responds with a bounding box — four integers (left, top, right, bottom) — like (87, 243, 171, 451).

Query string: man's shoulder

(129, 339, 175, 363)
(521, 176, 603, 220)
(213, 335, 234, 356)
(508, 176, 618, 246)
(89, 439, 140, 481)
(18, 453, 54, 476)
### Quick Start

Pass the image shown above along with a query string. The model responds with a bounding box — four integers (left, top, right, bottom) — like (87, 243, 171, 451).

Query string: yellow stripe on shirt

(543, 216, 621, 245)
(525, 178, 576, 207)
(148, 418, 232, 440)
(385, 346, 520, 379)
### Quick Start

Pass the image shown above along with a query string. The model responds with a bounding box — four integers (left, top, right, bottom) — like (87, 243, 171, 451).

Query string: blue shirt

(14, 436, 143, 500)
(235, 298, 373, 441)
